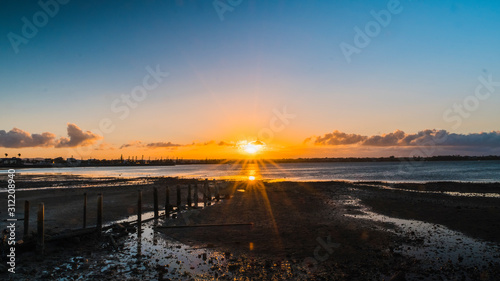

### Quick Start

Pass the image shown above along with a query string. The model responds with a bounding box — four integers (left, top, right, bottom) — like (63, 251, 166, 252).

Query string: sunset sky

(1, 0, 500, 159)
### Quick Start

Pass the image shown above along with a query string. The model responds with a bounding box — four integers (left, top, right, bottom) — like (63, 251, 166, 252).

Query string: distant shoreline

(1, 155, 500, 169)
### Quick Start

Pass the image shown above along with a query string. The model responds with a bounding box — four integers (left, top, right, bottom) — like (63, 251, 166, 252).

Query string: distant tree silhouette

(4, 153, 7, 157)
(18, 153, 21, 158)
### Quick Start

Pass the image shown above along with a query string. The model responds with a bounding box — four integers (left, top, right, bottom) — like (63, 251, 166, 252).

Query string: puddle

(102, 222, 230, 280)
(41, 201, 301, 280)
(342, 197, 500, 270)
(47, 219, 299, 280)
(356, 183, 500, 198)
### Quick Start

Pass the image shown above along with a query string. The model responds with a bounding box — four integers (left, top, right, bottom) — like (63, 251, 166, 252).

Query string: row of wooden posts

(24, 180, 221, 256)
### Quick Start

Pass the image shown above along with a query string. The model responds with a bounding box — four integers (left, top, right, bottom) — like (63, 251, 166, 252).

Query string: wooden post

(37, 203, 44, 256)
(176, 185, 181, 210)
(193, 183, 198, 208)
(24, 200, 29, 237)
(203, 179, 208, 207)
(83, 193, 87, 229)
(97, 194, 103, 236)
(215, 181, 220, 201)
(138, 190, 142, 236)
(153, 187, 159, 219)
(165, 186, 171, 213)
(187, 184, 192, 209)
(207, 179, 213, 204)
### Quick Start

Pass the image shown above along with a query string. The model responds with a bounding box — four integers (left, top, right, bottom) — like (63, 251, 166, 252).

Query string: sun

(244, 143, 259, 154)
(238, 140, 265, 155)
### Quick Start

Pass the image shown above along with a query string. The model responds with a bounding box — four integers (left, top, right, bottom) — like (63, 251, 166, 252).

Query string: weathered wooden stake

(215, 181, 220, 201)
(24, 200, 29, 237)
(83, 193, 87, 229)
(153, 187, 159, 219)
(97, 193, 103, 236)
(37, 203, 44, 256)
(165, 186, 171, 213)
(138, 190, 142, 236)
(187, 184, 192, 208)
(193, 183, 198, 208)
(207, 179, 213, 205)
(203, 179, 208, 207)
(176, 184, 181, 210)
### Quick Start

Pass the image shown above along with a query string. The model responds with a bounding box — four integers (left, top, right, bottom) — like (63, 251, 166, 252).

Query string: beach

(1, 175, 500, 280)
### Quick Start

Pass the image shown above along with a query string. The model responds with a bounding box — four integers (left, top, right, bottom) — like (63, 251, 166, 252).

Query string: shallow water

(3, 160, 500, 183)
(61, 219, 300, 280)
(343, 197, 500, 274)
(356, 183, 500, 198)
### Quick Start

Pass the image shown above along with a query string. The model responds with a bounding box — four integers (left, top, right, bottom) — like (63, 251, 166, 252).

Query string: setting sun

(239, 140, 265, 155)
(244, 144, 259, 154)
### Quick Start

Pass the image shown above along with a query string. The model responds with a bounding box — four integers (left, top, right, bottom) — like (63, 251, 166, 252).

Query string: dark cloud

(363, 130, 406, 146)
(313, 130, 368, 145)
(55, 123, 102, 148)
(1, 123, 101, 148)
(308, 129, 500, 147)
(0, 128, 55, 148)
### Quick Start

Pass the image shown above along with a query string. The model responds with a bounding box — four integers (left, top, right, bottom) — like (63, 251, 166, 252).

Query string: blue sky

(1, 0, 500, 158)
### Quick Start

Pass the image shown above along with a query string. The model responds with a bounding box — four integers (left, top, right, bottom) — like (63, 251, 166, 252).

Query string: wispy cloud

(94, 142, 116, 151)
(0, 123, 101, 148)
(146, 142, 182, 148)
(120, 141, 143, 149)
(119, 139, 237, 149)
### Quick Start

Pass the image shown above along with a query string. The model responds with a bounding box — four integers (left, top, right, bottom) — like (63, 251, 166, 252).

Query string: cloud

(308, 129, 500, 147)
(312, 130, 368, 145)
(55, 123, 102, 148)
(190, 140, 217, 146)
(120, 141, 143, 149)
(146, 142, 182, 148)
(94, 142, 116, 151)
(0, 128, 56, 148)
(363, 130, 406, 146)
(119, 139, 238, 150)
(0, 123, 101, 148)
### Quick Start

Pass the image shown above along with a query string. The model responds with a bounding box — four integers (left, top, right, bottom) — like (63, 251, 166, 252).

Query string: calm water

(2, 160, 500, 183)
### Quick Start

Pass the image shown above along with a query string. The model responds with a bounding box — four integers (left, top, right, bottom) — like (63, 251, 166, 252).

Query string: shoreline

(1, 174, 500, 192)
(1, 176, 500, 279)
